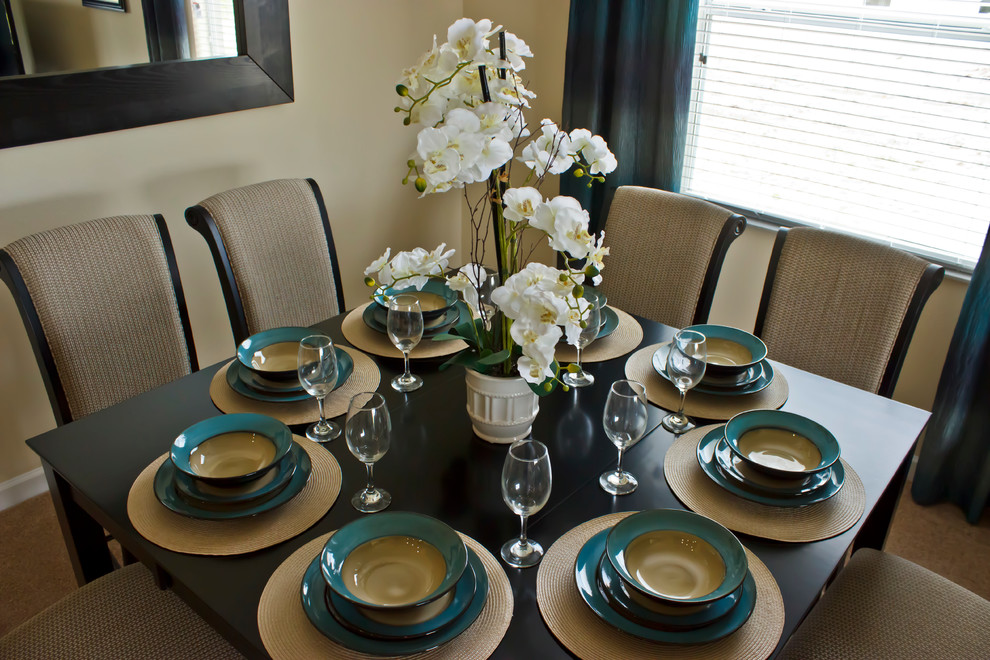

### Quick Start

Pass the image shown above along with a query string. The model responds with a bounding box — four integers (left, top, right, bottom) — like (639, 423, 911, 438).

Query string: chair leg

(43, 464, 114, 585)
(853, 450, 912, 552)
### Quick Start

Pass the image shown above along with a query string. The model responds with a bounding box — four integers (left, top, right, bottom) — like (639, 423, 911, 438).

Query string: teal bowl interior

(374, 279, 457, 320)
(321, 512, 468, 610)
(684, 324, 767, 376)
(605, 509, 748, 606)
(724, 410, 841, 479)
(170, 413, 293, 486)
(237, 326, 314, 381)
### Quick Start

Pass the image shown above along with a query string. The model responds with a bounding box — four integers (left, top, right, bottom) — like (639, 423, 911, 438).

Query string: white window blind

(188, 0, 237, 60)
(684, 0, 990, 271)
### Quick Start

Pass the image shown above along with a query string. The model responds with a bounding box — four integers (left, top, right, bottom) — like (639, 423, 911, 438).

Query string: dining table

(26, 309, 930, 659)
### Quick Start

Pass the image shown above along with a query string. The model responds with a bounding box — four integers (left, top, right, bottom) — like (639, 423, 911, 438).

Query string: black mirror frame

(0, 0, 292, 149)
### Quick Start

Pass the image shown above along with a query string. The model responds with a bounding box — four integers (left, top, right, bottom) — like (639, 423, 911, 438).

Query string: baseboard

(0, 467, 48, 512)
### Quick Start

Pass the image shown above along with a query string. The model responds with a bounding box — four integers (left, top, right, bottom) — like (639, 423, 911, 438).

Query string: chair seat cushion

(779, 548, 990, 659)
(0, 563, 243, 659)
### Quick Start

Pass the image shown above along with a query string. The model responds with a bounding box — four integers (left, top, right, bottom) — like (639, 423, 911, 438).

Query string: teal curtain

(561, 0, 700, 234)
(912, 229, 990, 524)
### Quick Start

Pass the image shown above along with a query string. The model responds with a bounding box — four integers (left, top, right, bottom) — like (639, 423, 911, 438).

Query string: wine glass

(500, 439, 552, 568)
(477, 271, 499, 331)
(600, 379, 649, 495)
(345, 392, 391, 513)
(297, 335, 341, 442)
(662, 329, 708, 433)
(561, 293, 603, 388)
(387, 294, 424, 393)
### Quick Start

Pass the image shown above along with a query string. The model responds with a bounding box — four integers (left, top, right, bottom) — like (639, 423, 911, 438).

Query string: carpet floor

(1, 486, 988, 637)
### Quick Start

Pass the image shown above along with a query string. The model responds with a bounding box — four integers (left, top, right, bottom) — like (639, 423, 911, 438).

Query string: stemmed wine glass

(500, 439, 552, 568)
(297, 335, 341, 442)
(345, 392, 391, 513)
(387, 294, 424, 392)
(662, 329, 708, 433)
(599, 379, 649, 495)
(477, 271, 499, 332)
(561, 293, 603, 388)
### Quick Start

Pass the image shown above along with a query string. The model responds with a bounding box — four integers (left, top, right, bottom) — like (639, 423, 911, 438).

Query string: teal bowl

(170, 413, 293, 486)
(321, 512, 469, 612)
(724, 410, 840, 479)
(237, 326, 313, 382)
(684, 324, 767, 377)
(374, 279, 457, 321)
(605, 510, 748, 607)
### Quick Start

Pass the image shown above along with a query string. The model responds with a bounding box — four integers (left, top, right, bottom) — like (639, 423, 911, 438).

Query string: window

(188, 0, 237, 60)
(684, 0, 990, 271)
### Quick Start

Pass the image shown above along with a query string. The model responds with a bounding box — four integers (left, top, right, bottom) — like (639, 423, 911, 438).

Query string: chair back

(598, 186, 745, 327)
(0, 215, 197, 425)
(755, 226, 944, 397)
(185, 178, 344, 344)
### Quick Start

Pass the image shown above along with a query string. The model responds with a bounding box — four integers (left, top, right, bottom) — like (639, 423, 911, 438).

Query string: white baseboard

(0, 467, 49, 512)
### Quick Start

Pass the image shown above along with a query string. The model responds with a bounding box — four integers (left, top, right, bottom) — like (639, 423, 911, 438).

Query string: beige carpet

(2, 487, 989, 638)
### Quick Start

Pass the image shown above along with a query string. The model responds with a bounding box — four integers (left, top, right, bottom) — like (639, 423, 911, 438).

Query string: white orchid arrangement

(364, 17, 616, 392)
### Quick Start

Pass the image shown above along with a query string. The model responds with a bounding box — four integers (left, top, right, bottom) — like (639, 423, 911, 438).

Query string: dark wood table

(27, 313, 930, 658)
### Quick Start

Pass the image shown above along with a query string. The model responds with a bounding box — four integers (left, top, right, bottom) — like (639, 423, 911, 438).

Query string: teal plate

(652, 344, 773, 397)
(154, 442, 311, 520)
(697, 427, 844, 507)
(362, 303, 460, 337)
(324, 550, 480, 641)
(301, 545, 488, 655)
(714, 436, 832, 497)
(173, 449, 297, 508)
(226, 347, 353, 403)
(575, 529, 756, 644)
(598, 306, 619, 340)
(373, 279, 458, 320)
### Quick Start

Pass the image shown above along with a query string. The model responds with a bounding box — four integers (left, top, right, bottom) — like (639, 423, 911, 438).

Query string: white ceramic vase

(464, 369, 540, 444)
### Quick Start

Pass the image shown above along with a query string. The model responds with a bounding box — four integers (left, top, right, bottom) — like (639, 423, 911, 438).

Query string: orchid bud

(364, 277, 376, 287)
(585, 265, 600, 278)
(396, 84, 409, 96)
(572, 284, 585, 299)
(574, 168, 585, 178)
(567, 363, 581, 373)
(403, 116, 411, 126)
(543, 382, 553, 392)
(414, 177, 427, 193)
(407, 159, 416, 168)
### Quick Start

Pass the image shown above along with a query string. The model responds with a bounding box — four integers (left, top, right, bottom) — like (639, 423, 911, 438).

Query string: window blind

(684, 0, 990, 270)
(189, 0, 237, 60)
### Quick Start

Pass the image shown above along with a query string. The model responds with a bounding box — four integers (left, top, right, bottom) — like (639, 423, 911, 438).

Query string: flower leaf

(476, 349, 512, 366)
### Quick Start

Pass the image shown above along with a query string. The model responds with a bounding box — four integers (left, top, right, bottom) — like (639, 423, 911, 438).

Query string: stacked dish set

(225, 327, 353, 402)
(573, 288, 620, 342)
(653, 324, 774, 397)
(363, 281, 463, 338)
(154, 413, 311, 519)
(697, 410, 845, 507)
(301, 512, 490, 655)
(575, 510, 756, 643)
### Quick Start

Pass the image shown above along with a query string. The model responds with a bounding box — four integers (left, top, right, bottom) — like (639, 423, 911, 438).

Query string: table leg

(43, 463, 114, 585)
(853, 449, 912, 552)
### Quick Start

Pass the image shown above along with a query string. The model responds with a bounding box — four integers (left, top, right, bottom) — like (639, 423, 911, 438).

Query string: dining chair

(778, 548, 990, 659)
(0, 562, 244, 658)
(185, 178, 345, 345)
(754, 226, 944, 397)
(597, 185, 746, 327)
(0, 214, 198, 426)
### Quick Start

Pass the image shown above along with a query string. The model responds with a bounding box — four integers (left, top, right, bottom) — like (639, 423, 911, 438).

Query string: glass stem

(403, 352, 411, 380)
(317, 397, 327, 425)
(616, 446, 625, 475)
(677, 389, 687, 420)
(518, 514, 530, 549)
(365, 462, 375, 493)
(575, 345, 583, 371)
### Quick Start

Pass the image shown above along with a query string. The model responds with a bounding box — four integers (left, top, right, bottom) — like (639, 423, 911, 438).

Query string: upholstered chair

(185, 178, 345, 344)
(0, 214, 197, 426)
(754, 227, 944, 397)
(778, 548, 990, 659)
(598, 186, 746, 328)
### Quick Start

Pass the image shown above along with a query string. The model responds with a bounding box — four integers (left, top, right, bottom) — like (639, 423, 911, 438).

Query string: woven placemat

(342, 303, 468, 360)
(556, 307, 644, 364)
(536, 512, 784, 660)
(625, 344, 788, 421)
(209, 346, 380, 426)
(127, 437, 340, 555)
(258, 530, 513, 659)
(664, 425, 866, 542)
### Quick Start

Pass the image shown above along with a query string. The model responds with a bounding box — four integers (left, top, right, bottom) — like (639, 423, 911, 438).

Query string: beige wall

(0, 0, 968, 488)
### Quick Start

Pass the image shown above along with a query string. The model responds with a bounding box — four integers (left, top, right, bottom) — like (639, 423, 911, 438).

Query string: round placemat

(664, 425, 866, 542)
(209, 346, 381, 426)
(258, 530, 513, 659)
(127, 437, 340, 555)
(556, 307, 644, 364)
(625, 343, 788, 421)
(342, 303, 468, 360)
(536, 512, 784, 660)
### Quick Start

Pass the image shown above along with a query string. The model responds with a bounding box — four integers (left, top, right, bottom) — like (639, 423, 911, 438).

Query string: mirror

(0, 0, 291, 149)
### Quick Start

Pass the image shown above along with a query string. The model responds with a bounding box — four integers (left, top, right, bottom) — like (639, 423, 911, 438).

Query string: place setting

(341, 279, 471, 361)
(126, 412, 342, 556)
(625, 324, 789, 423)
(536, 509, 785, 660)
(209, 326, 381, 426)
(554, 288, 645, 369)
(257, 511, 513, 659)
(663, 410, 866, 542)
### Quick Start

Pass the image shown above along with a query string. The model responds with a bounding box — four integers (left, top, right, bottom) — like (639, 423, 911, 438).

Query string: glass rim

(388, 293, 422, 309)
(673, 329, 707, 344)
(348, 391, 386, 410)
(300, 333, 333, 348)
(507, 438, 548, 462)
(609, 378, 646, 398)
